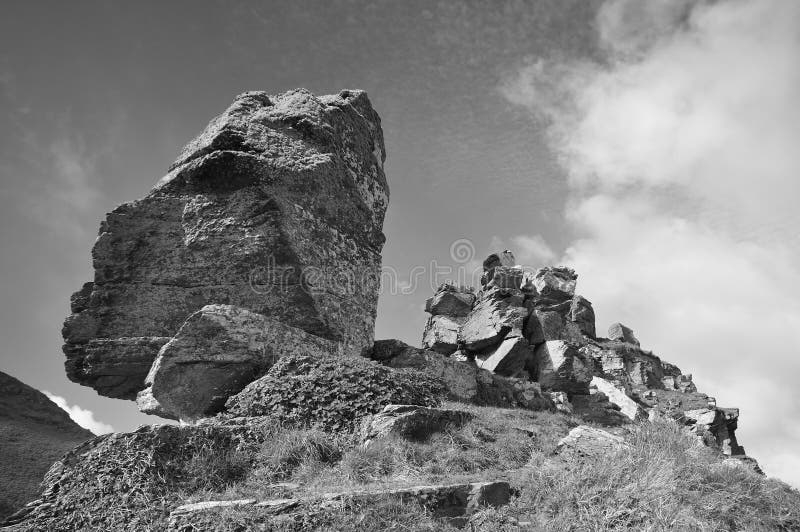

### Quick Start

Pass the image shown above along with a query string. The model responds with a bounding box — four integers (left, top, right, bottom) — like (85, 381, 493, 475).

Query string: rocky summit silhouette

(5, 90, 798, 531)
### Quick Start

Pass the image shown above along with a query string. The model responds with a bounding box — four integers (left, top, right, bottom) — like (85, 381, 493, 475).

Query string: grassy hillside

(178, 404, 800, 531)
(5, 399, 799, 530)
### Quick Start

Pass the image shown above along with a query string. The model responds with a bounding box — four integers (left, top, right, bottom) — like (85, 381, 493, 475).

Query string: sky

(1, 0, 798, 486)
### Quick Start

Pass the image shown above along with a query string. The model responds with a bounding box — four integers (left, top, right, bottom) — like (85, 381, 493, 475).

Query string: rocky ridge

(421, 253, 751, 460)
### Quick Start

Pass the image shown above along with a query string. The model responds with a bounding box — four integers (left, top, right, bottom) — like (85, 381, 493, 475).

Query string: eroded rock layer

(62, 89, 389, 400)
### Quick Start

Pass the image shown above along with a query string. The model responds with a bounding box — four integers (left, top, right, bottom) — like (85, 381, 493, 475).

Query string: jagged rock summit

(0, 371, 92, 521)
(61, 88, 389, 420)
(420, 253, 753, 460)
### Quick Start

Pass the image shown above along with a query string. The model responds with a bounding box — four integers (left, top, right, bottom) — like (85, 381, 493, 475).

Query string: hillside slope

(0, 371, 92, 520)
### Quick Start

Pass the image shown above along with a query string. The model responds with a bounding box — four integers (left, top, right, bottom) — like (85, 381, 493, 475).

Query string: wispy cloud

(44, 391, 115, 435)
(501, 0, 800, 486)
(1, 81, 126, 241)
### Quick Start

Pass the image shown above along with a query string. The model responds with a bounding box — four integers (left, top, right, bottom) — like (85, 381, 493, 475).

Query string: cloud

(19, 130, 106, 238)
(44, 392, 115, 435)
(489, 234, 556, 267)
(501, 0, 800, 487)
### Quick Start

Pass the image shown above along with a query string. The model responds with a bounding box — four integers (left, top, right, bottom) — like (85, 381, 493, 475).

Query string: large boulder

(532, 267, 577, 300)
(524, 294, 595, 345)
(424, 285, 475, 317)
(458, 288, 528, 353)
(422, 315, 464, 355)
(608, 323, 640, 346)
(136, 304, 340, 421)
(474, 336, 533, 377)
(62, 89, 389, 400)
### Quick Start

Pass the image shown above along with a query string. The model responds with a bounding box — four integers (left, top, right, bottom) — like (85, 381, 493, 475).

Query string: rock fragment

(360, 404, 473, 445)
(555, 425, 629, 458)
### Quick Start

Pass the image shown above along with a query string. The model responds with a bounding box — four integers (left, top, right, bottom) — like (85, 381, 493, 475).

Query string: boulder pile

(417, 253, 750, 459)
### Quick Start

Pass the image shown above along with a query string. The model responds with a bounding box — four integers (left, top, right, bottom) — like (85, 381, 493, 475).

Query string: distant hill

(0, 371, 93, 520)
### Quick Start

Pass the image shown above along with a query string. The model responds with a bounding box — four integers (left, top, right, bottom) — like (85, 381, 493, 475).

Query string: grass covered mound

(224, 354, 447, 430)
(7, 402, 800, 531)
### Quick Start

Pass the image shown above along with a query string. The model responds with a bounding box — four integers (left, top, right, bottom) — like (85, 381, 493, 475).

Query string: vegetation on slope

(7, 400, 800, 531)
(181, 405, 800, 531)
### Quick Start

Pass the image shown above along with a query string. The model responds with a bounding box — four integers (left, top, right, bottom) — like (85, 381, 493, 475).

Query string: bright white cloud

(502, 0, 800, 487)
(44, 391, 115, 435)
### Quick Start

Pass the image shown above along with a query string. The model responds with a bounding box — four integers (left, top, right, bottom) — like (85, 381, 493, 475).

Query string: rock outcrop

(62, 89, 389, 409)
(369, 339, 552, 411)
(0, 372, 92, 521)
(418, 251, 754, 461)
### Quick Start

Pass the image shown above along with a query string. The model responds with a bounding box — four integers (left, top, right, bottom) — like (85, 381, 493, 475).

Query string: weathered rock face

(590, 376, 646, 421)
(532, 267, 577, 300)
(62, 89, 389, 400)
(370, 340, 552, 411)
(608, 322, 639, 346)
(459, 288, 528, 354)
(422, 315, 464, 355)
(425, 285, 475, 317)
(533, 340, 593, 394)
(136, 304, 341, 421)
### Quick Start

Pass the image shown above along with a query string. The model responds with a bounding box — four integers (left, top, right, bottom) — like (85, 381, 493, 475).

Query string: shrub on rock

(225, 355, 446, 430)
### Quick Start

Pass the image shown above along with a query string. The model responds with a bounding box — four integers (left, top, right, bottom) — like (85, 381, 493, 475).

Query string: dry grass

(476, 419, 800, 531)
(194, 411, 800, 531)
(191, 403, 574, 503)
(15, 402, 800, 531)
